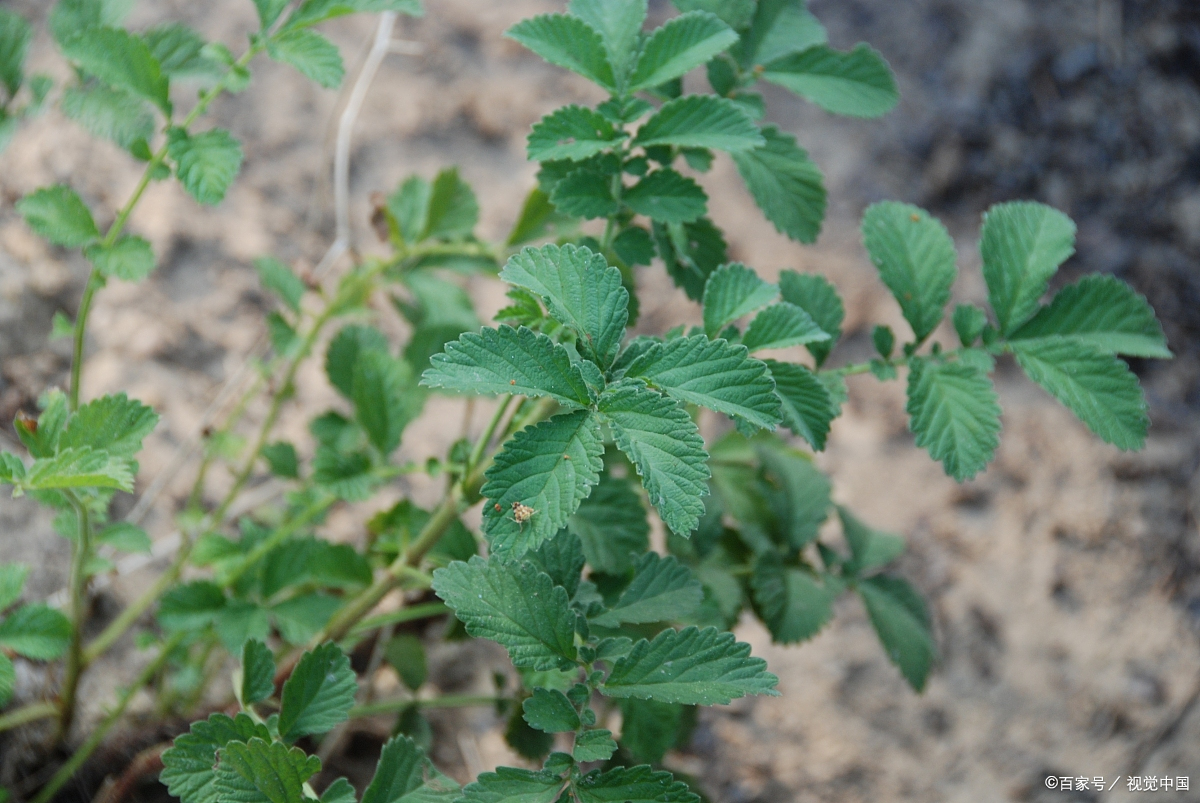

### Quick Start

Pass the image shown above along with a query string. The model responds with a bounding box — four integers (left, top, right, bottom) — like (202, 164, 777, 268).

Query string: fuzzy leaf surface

(506, 13, 615, 91)
(731, 125, 825, 244)
(23, 447, 134, 492)
(168, 128, 244, 206)
(624, 169, 707, 224)
(980, 201, 1076, 335)
(592, 552, 703, 627)
(778, 271, 843, 366)
(362, 736, 459, 803)
(240, 639, 276, 706)
(633, 95, 763, 152)
(61, 83, 156, 154)
(457, 767, 565, 803)
(702, 263, 777, 336)
(527, 105, 624, 162)
(59, 26, 170, 114)
(85, 236, 156, 282)
(267, 29, 344, 88)
(760, 43, 897, 117)
(16, 185, 99, 247)
(212, 738, 322, 803)
(278, 642, 357, 741)
(742, 303, 828, 352)
(574, 765, 699, 803)
(568, 0, 646, 87)
(763, 360, 833, 450)
(858, 575, 935, 691)
(161, 714, 272, 803)
(0, 604, 71, 659)
(60, 393, 158, 458)
(628, 11, 737, 91)
(906, 359, 1001, 480)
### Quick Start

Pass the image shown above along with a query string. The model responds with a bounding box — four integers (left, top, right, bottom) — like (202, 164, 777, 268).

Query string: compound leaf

(628, 11, 737, 92)
(1008, 274, 1171, 359)
(633, 95, 763, 152)
(161, 714, 273, 803)
(481, 411, 604, 556)
(432, 556, 578, 670)
(592, 552, 702, 627)
(527, 105, 625, 162)
(980, 201, 1076, 335)
(906, 359, 1001, 481)
(85, 236, 156, 282)
(599, 381, 709, 537)
(267, 28, 344, 88)
(0, 604, 71, 659)
(568, 0, 646, 88)
(60, 393, 158, 458)
(601, 626, 778, 705)
(574, 765, 699, 803)
(742, 302, 828, 352)
(624, 169, 707, 224)
(506, 13, 616, 92)
(857, 574, 934, 691)
(861, 201, 957, 341)
(16, 185, 99, 247)
(1010, 338, 1148, 450)
(522, 688, 580, 733)
(763, 360, 833, 450)
(760, 43, 897, 118)
(278, 642, 357, 741)
(240, 639, 276, 706)
(213, 738, 322, 803)
(731, 124, 825, 244)
(457, 767, 565, 803)
(421, 325, 593, 408)
(59, 26, 171, 114)
(778, 271, 842, 366)
(751, 561, 835, 644)
(168, 127, 244, 206)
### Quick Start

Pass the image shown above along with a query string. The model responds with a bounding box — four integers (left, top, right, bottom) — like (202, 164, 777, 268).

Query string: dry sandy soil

(1, 1, 1198, 801)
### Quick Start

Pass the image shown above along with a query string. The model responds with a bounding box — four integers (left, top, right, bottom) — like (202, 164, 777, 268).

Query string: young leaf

(353, 350, 419, 455)
(980, 201, 1076, 335)
(550, 169, 619, 219)
(778, 271, 843, 366)
(60, 393, 158, 457)
(839, 506, 904, 576)
(592, 552, 703, 627)
(906, 359, 1002, 481)
(240, 639, 276, 706)
(761, 43, 897, 118)
(763, 360, 833, 450)
(481, 411, 604, 556)
(731, 125, 826, 244)
(362, 735, 459, 803)
(622, 335, 782, 430)
(601, 626, 778, 704)
(457, 767, 565, 803)
(61, 84, 155, 155)
(85, 236, 156, 282)
(1010, 339, 1148, 450)
(0, 604, 71, 659)
(432, 556, 579, 670)
(857, 575, 935, 691)
(741, 303, 828, 352)
(0, 564, 27, 611)
(168, 128, 244, 206)
(278, 642, 357, 741)
(1008, 274, 1171, 359)
(213, 738, 322, 803)
(0, 10, 30, 99)
(574, 766, 699, 803)
(861, 202, 957, 341)
(254, 0, 290, 30)
(527, 105, 625, 162)
(267, 29, 344, 89)
(734, 0, 826, 67)
(573, 729, 618, 763)
(568, 0, 646, 88)
(158, 580, 226, 632)
(254, 257, 306, 313)
(633, 95, 764, 152)
(22, 447, 135, 492)
(326, 325, 389, 398)
(506, 14, 616, 92)
(751, 560, 835, 644)
(598, 381, 709, 537)
(59, 26, 171, 114)
(423, 167, 479, 241)
(16, 185, 99, 247)
(952, 303, 988, 347)
(320, 780, 357, 803)
(653, 217, 728, 302)
(143, 23, 220, 80)
(627, 11, 737, 92)
(161, 714, 273, 803)
(568, 474, 650, 574)
(623, 169, 708, 224)
(525, 531, 586, 598)
(500, 244, 629, 368)
(422, 325, 593, 408)
(523, 688, 580, 733)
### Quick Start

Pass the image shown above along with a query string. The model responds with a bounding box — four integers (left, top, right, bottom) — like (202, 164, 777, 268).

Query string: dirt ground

(1, 1, 1198, 801)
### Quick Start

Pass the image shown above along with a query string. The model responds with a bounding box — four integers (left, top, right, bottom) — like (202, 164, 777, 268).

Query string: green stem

(348, 601, 449, 638)
(466, 396, 514, 484)
(349, 694, 506, 718)
(826, 354, 907, 377)
(33, 633, 185, 803)
(0, 701, 57, 734)
(220, 493, 335, 588)
(58, 492, 92, 740)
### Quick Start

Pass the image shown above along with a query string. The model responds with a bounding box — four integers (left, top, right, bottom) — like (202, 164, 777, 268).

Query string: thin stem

(33, 633, 185, 803)
(349, 694, 506, 718)
(0, 701, 57, 734)
(58, 493, 92, 739)
(466, 396, 514, 479)
(348, 601, 449, 638)
(220, 493, 335, 588)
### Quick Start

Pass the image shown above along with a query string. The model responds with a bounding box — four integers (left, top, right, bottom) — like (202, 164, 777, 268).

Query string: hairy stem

(58, 493, 92, 739)
(0, 701, 57, 734)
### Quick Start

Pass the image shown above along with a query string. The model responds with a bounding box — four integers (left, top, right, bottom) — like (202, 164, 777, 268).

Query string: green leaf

(16, 185, 99, 247)
(731, 124, 825, 244)
(567, 474, 650, 574)
(215, 605, 271, 651)
(616, 699, 681, 763)
(421, 325, 593, 408)
(623, 335, 781, 430)
(627, 11, 738, 92)
(59, 26, 170, 115)
(573, 729, 618, 763)
(506, 187, 575, 247)
(254, 0, 290, 30)
(14, 391, 67, 459)
(0, 10, 31, 99)
(95, 522, 152, 553)
(353, 350, 419, 455)
(482, 411, 604, 556)
(168, 128, 244, 206)
(757, 442, 830, 548)
(857, 575, 935, 691)
(598, 381, 710, 537)
(362, 735, 459, 803)
(161, 714, 273, 803)
(633, 95, 763, 152)
(601, 626, 778, 704)
(22, 447, 135, 492)
(387, 175, 431, 246)
(568, 0, 646, 88)
(522, 687, 580, 733)
(238, 639, 276, 706)
(1008, 275, 1171, 359)
(624, 169, 707, 224)
(254, 257, 306, 313)
(0, 653, 13, 708)
(506, 14, 616, 92)
(575, 765, 699, 803)
(861, 202, 957, 340)
(839, 506, 904, 576)
(778, 271, 842, 366)
(734, 0, 826, 67)
(751, 560, 835, 644)
(326, 325, 389, 398)
(284, 0, 424, 30)
(761, 43, 897, 118)
(952, 303, 988, 347)
(61, 393, 158, 458)
(504, 708, 554, 761)
(270, 594, 343, 646)
(278, 642, 357, 741)
(384, 634, 427, 692)
(267, 29, 344, 88)
(525, 531, 586, 598)
(550, 169, 618, 220)
(143, 23, 221, 80)
(592, 552, 702, 627)
(980, 201, 1076, 335)
(158, 580, 226, 632)
(457, 767, 565, 803)
(432, 556, 579, 670)
(213, 738, 322, 803)
(527, 105, 625, 162)
(0, 604, 71, 659)
(61, 84, 155, 154)
(320, 779, 357, 803)
(500, 244, 629, 368)
(312, 448, 375, 501)
(423, 167, 479, 241)
(653, 217, 727, 302)
(0, 564, 27, 610)
(741, 302, 828, 352)
(85, 235, 156, 282)
(1010, 338, 1148, 450)
(763, 360, 833, 450)
(906, 359, 1002, 481)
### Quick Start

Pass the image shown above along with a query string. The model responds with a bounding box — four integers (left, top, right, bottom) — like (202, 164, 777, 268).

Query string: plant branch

(0, 701, 57, 734)
(58, 492, 92, 739)
(349, 693, 506, 718)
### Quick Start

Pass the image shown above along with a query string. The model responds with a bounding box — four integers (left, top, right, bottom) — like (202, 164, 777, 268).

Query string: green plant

(0, 0, 1171, 801)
